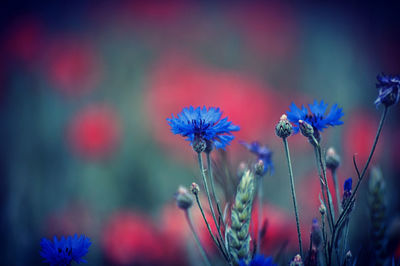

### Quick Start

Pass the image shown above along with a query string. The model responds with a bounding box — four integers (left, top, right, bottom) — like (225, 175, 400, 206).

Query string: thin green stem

(197, 153, 229, 260)
(193, 192, 228, 260)
(206, 153, 226, 229)
(314, 145, 333, 232)
(282, 138, 303, 257)
(317, 145, 335, 224)
(185, 210, 212, 266)
(331, 169, 341, 215)
(321, 213, 329, 265)
(257, 176, 263, 253)
(336, 106, 388, 229)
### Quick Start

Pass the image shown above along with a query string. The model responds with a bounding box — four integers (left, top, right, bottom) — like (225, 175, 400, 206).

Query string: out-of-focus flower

(286, 100, 343, 140)
(67, 104, 121, 160)
(102, 211, 165, 265)
(45, 39, 102, 96)
(40, 234, 91, 265)
(374, 73, 400, 108)
(326, 147, 341, 171)
(175, 186, 193, 210)
(239, 141, 273, 175)
(239, 254, 276, 266)
(167, 106, 239, 151)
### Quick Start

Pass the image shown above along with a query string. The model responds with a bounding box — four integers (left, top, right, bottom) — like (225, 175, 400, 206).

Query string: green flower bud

(298, 120, 314, 138)
(326, 147, 341, 171)
(275, 114, 293, 139)
(176, 186, 193, 210)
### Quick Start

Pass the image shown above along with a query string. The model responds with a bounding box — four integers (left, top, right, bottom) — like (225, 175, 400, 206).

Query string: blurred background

(1, 1, 400, 265)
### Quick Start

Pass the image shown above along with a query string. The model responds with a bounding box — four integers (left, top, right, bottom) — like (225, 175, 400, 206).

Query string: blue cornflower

(342, 178, 353, 209)
(40, 234, 91, 266)
(239, 254, 277, 266)
(375, 73, 400, 107)
(286, 100, 344, 139)
(344, 177, 353, 193)
(167, 106, 240, 152)
(239, 141, 273, 175)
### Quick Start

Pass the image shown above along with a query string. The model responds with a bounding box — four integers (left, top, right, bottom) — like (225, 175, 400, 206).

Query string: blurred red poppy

(67, 104, 121, 160)
(45, 38, 102, 96)
(144, 52, 282, 159)
(102, 211, 166, 265)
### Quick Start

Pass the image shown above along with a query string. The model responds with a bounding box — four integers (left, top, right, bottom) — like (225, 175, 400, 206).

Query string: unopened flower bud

(345, 251, 352, 266)
(237, 162, 248, 178)
(326, 147, 341, 171)
(191, 182, 200, 195)
(290, 254, 303, 266)
(311, 218, 322, 249)
(254, 159, 264, 176)
(275, 114, 293, 139)
(175, 186, 193, 210)
(192, 137, 206, 153)
(298, 120, 314, 139)
(319, 203, 326, 215)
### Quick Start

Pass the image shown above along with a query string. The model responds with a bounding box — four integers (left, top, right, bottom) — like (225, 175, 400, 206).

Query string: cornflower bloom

(40, 234, 91, 265)
(240, 141, 273, 175)
(167, 106, 239, 152)
(286, 100, 343, 140)
(239, 254, 276, 266)
(375, 73, 400, 108)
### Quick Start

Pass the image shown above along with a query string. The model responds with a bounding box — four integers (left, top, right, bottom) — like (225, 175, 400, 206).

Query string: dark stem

(282, 138, 303, 257)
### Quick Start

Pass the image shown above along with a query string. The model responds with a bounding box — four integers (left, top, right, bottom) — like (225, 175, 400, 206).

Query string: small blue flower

(286, 100, 344, 139)
(375, 73, 400, 107)
(239, 254, 277, 266)
(239, 141, 273, 175)
(167, 106, 240, 151)
(344, 177, 352, 193)
(40, 234, 91, 265)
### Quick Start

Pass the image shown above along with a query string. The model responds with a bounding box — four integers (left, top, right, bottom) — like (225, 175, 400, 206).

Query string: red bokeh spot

(3, 17, 45, 62)
(102, 211, 166, 265)
(67, 104, 121, 160)
(45, 38, 102, 96)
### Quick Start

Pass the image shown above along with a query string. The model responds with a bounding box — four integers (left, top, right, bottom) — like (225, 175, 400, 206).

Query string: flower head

(175, 186, 193, 210)
(375, 73, 400, 107)
(286, 100, 343, 140)
(167, 106, 239, 151)
(239, 254, 276, 266)
(240, 141, 273, 175)
(40, 234, 91, 265)
(342, 178, 353, 209)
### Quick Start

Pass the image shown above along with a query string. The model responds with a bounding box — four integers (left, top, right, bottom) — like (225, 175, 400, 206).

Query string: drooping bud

(175, 186, 193, 210)
(298, 120, 314, 139)
(191, 182, 200, 195)
(254, 159, 264, 176)
(290, 254, 303, 266)
(192, 137, 206, 153)
(275, 114, 293, 139)
(326, 147, 341, 171)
